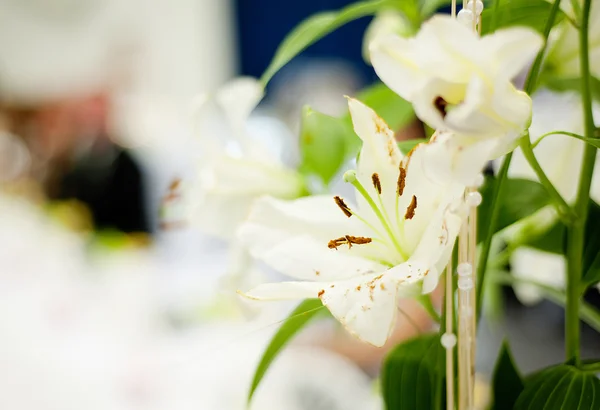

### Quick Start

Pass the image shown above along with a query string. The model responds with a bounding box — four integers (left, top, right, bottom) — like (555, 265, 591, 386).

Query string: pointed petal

(481, 27, 543, 80)
(215, 77, 264, 135)
(320, 264, 426, 346)
(369, 35, 423, 100)
(347, 98, 406, 240)
(240, 281, 325, 301)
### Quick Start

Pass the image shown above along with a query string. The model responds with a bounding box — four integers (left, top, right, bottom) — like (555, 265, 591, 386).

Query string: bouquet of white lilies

(179, 0, 600, 408)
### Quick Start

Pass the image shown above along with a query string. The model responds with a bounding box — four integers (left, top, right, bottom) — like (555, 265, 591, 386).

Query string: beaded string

(446, 2, 485, 410)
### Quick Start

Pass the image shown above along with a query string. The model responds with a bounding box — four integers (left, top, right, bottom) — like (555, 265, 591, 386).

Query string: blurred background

(0, 1, 402, 409)
(0, 1, 596, 409)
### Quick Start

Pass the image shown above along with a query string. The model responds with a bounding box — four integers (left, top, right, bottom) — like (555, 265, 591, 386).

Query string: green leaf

(478, 177, 552, 241)
(247, 299, 325, 404)
(420, 0, 453, 17)
(480, 0, 565, 35)
(491, 341, 524, 410)
(260, 0, 389, 85)
(382, 334, 445, 410)
(398, 139, 426, 155)
(514, 365, 600, 409)
(352, 82, 416, 132)
(299, 106, 353, 184)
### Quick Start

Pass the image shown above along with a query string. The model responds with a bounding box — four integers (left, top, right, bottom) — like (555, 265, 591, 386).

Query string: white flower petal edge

(238, 98, 466, 347)
(187, 77, 306, 240)
(511, 247, 566, 305)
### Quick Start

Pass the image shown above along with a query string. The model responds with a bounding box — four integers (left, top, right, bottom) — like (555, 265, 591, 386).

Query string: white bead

(458, 277, 473, 290)
(457, 263, 472, 277)
(457, 9, 475, 26)
(466, 191, 483, 207)
(441, 333, 457, 349)
(466, 0, 484, 15)
(471, 173, 485, 188)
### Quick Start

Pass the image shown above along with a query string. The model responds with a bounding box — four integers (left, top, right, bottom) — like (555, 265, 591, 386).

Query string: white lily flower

(238, 98, 466, 347)
(546, 0, 600, 80)
(369, 15, 543, 183)
(188, 77, 307, 240)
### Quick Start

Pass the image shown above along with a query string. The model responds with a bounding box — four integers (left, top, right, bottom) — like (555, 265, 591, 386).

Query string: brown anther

(334, 196, 352, 218)
(345, 235, 372, 245)
(330, 285, 335, 288)
(434, 96, 448, 118)
(380, 283, 386, 290)
(356, 285, 362, 291)
(371, 173, 382, 195)
(315, 270, 320, 276)
(328, 237, 346, 250)
(318, 289, 325, 298)
(404, 195, 417, 220)
(397, 166, 406, 197)
(328, 235, 372, 250)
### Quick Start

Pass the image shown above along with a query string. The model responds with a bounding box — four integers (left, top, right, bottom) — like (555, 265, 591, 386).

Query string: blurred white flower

(370, 15, 542, 184)
(502, 90, 600, 304)
(0, 192, 379, 410)
(510, 247, 566, 305)
(187, 77, 307, 241)
(508, 89, 600, 204)
(238, 99, 465, 347)
(362, 10, 412, 64)
(545, 1, 600, 81)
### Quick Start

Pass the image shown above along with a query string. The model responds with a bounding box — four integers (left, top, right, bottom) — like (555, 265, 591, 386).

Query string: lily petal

(480, 27, 543, 81)
(238, 196, 388, 281)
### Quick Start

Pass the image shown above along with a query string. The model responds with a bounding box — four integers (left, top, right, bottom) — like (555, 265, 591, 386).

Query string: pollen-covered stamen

(405, 195, 418, 220)
(344, 170, 407, 260)
(396, 166, 406, 197)
(327, 235, 372, 250)
(334, 196, 352, 218)
(371, 173, 382, 195)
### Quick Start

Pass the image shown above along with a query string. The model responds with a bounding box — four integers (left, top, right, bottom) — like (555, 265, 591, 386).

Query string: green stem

(519, 136, 575, 224)
(476, 153, 511, 320)
(565, 0, 596, 367)
(475, 0, 563, 323)
(531, 130, 586, 149)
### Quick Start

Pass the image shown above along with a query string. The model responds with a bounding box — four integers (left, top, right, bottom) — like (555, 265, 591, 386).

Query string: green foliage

(478, 177, 552, 241)
(352, 82, 416, 132)
(480, 0, 564, 35)
(419, 0, 453, 17)
(260, 0, 390, 85)
(247, 299, 325, 404)
(514, 365, 600, 409)
(382, 334, 445, 410)
(398, 139, 426, 154)
(299, 106, 354, 185)
(491, 342, 524, 410)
